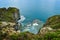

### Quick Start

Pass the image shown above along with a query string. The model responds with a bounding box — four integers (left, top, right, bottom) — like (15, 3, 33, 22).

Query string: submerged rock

(21, 19, 44, 34)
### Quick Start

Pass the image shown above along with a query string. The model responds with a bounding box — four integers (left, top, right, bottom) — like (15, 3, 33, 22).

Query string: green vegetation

(0, 30, 60, 40)
(0, 7, 19, 22)
(0, 7, 60, 40)
(44, 15, 60, 29)
(40, 30, 60, 40)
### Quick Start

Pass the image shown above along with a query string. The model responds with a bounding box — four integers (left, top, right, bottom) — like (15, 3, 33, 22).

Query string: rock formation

(39, 15, 60, 35)
(44, 15, 60, 29)
(0, 7, 20, 30)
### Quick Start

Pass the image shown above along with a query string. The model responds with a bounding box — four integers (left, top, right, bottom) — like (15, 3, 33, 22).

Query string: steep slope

(0, 7, 20, 22)
(0, 7, 20, 31)
(44, 15, 60, 29)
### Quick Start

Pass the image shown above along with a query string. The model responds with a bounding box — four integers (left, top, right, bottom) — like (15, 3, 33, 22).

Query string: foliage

(0, 7, 60, 40)
(44, 15, 60, 29)
(0, 7, 19, 22)
(39, 30, 60, 40)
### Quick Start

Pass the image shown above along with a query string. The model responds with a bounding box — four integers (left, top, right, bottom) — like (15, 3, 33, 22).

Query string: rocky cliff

(44, 15, 60, 29)
(0, 7, 20, 22)
(0, 8, 60, 40)
(35, 15, 60, 40)
(0, 7, 20, 30)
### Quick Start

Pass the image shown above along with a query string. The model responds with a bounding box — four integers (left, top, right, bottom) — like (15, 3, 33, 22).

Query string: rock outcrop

(44, 15, 60, 29)
(39, 15, 60, 35)
(0, 7, 20, 30)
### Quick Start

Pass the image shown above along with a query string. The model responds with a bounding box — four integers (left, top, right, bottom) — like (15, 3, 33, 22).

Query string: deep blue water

(0, 0, 60, 34)
(0, 0, 60, 22)
(19, 0, 60, 22)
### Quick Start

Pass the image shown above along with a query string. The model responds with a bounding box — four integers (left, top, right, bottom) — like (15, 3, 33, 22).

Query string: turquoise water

(19, 19, 44, 34)
(0, 0, 60, 34)
(0, 0, 60, 22)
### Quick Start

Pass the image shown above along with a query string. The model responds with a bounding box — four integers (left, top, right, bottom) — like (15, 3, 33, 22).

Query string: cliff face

(0, 7, 20, 30)
(39, 15, 60, 35)
(44, 15, 60, 29)
(0, 7, 20, 22)
(38, 15, 60, 40)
